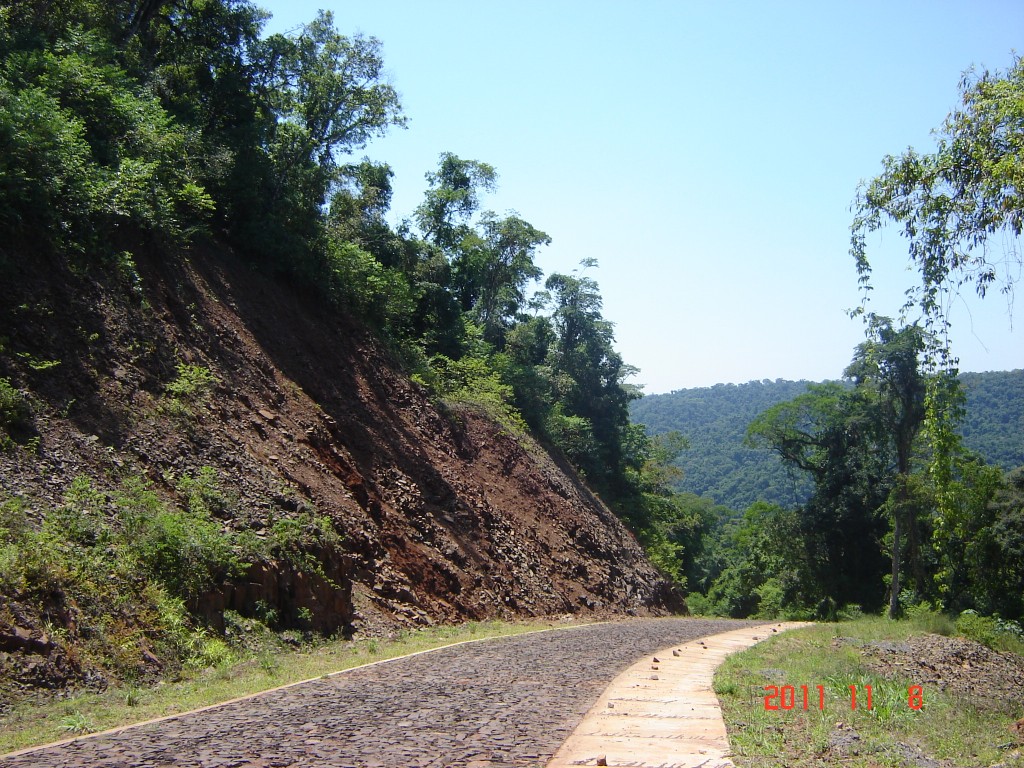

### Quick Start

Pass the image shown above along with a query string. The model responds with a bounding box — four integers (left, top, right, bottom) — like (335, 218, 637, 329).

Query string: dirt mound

(0, 243, 680, 687)
(858, 633, 1024, 714)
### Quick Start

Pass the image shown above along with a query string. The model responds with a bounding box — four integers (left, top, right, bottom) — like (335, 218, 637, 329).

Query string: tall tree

(845, 318, 928, 617)
(747, 382, 892, 612)
(414, 154, 548, 347)
(850, 55, 1023, 542)
(747, 322, 928, 616)
(415, 153, 497, 252)
(544, 262, 640, 492)
(465, 212, 548, 345)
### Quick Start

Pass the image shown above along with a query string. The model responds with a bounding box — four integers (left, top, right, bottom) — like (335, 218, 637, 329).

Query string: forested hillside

(630, 380, 816, 510)
(0, 0, 684, 697)
(959, 371, 1024, 471)
(631, 370, 1024, 512)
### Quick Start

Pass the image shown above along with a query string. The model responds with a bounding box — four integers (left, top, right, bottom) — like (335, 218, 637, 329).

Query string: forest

(630, 370, 1024, 512)
(1, 0, 1023, 635)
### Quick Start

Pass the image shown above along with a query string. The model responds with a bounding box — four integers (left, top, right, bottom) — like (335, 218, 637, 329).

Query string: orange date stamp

(760, 684, 925, 711)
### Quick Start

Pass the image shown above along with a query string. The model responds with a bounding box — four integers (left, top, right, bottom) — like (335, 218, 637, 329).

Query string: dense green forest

(631, 380, 817, 510)
(1, 0, 1023, 636)
(959, 371, 1024, 469)
(631, 370, 1024, 512)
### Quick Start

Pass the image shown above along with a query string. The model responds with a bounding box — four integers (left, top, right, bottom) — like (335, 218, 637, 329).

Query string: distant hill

(959, 370, 1024, 471)
(630, 371, 1024, 511)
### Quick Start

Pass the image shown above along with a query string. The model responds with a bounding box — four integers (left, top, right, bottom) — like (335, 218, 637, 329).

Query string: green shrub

(430, 353, 527, 436)
(186, 635, 233, 670)
(642, 528, 684, 587)
(0, 377, 31, 449)
(165, 364, 217, 402)
(131, 505, 240, 598)
(955, 610, 1024, 653)
(685, 592, 715, 616)
(175, 466, 231, 517)
(837, 603, 865, 621)
(956, 609, 1001, 646)
(754, 579, 785, 619)
(48, 475, 110, 546)
(269, 509, 342, 582)
(325, 240, 417, 335)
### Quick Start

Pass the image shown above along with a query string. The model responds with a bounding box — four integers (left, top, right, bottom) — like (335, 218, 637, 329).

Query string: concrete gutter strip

(546, 622, 812, 768)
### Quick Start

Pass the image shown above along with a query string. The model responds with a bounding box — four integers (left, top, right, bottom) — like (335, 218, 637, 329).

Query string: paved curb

(546, 622, 812, 768)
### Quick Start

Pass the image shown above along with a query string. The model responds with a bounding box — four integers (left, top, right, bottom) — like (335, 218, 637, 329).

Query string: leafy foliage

(0, 18, 214, 252)
(0, 376, 32, 449)
(0, 468, 347, 678)
(851, 58, 1024, 615)
(851, 55, 1024, 342)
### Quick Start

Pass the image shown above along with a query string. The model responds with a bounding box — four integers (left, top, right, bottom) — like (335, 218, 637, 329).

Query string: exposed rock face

(0, 243, 681, 679)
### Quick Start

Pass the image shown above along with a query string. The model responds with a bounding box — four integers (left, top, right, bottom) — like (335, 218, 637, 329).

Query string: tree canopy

(851, 55, 1024, 360)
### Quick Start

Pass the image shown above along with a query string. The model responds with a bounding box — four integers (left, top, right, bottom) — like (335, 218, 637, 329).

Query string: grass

(0, 618, 565, 756)
(715, 616, 1024, 767)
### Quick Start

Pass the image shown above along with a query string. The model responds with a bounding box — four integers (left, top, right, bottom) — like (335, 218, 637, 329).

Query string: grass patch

(716, 616, 1024, 767)
(0, 618, 567, 755)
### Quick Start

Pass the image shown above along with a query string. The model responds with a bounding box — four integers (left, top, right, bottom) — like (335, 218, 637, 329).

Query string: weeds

(956, 609, 1024, 654)
(161, 364, 217, 419)
(165, 364, 217, 401)
(58, 711, 93, 735)
(0, 473, 246, 681)
(716, 619, 1024, 767)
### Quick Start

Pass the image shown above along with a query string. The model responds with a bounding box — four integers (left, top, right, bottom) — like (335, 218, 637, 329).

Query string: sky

(257, 0, 1023, 393)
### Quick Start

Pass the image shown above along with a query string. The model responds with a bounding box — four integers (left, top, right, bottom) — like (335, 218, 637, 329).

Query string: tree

(747, 382, 892, 613)
(248, 11, 405, 266)
(851, 56, 1023, 544)
(415, 153, 497, 252)
(851, 54, 1023, 344)
(411, 154, 552, 349)
(543, 262, 640, 493)
(746, 321, 929, 616)
(845, 318, 928, 617)
(464, 212, 548, 345)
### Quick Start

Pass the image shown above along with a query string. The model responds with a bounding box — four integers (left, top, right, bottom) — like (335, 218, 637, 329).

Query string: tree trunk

(889, 506, 902, 619)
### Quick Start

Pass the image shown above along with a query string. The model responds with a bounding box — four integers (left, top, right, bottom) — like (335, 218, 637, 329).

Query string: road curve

(0, 618, 756, 768)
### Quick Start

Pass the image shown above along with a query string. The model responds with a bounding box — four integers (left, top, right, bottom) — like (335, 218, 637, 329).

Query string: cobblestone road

(1, 618, 754, 768)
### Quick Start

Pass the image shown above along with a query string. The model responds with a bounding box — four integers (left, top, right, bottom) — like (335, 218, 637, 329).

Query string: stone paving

(0, 618, 754, 768)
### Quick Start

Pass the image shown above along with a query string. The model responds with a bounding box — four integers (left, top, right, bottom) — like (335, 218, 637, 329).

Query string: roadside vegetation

(715, 613, 1024, 767)
(0, 618, 560, 755)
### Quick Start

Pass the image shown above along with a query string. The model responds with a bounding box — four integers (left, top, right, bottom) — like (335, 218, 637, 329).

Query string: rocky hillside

(0, 243, 680, 690)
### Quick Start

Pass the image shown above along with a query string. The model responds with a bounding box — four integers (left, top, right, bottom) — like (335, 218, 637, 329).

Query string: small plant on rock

(0, 377, 32, 450)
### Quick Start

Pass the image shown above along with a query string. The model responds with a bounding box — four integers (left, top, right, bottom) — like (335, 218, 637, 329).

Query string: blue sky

(259, 1, 1023, 393)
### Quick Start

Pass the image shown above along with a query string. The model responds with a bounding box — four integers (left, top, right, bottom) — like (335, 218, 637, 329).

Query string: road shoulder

(547, 622, 812, 768)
